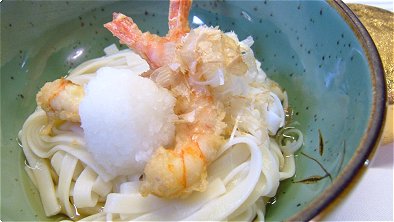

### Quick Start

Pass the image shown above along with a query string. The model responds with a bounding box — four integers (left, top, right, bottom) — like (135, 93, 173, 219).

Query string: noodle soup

(18, 1, 302, 220)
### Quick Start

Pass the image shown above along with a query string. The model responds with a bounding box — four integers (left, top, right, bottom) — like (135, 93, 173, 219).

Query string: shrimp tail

(104, 13, 143, 47)
(104, 0, 192, 69)
(104, 13, 150, 61)
(168, 0, 192, 38)
(104, 13, 170, 69)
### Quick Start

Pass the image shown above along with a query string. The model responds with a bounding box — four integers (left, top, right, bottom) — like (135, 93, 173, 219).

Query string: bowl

(0, 0, 386, 221)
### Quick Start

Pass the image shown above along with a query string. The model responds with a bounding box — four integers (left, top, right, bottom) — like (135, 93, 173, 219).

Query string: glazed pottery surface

(1, 1, 385, 221)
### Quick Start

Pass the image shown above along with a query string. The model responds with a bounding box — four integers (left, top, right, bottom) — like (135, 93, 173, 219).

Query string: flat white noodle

(184, 136, 262, 221)
(92, 177, 112, 197)
(19, 48, 303, 221)
(104, 193, 167, 214)
(73, 167, 99, 208)
(131, 178, 226, 221)
(24, 165, 38, 188)
(279, 128, 304, 155)
(104, 44, 120, 56)
(279, 155, 296, 180)
(19, 128, 61, 216)
(57, 153, 78, 218)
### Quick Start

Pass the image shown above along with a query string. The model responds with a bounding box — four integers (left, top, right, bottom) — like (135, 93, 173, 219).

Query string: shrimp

(105, 0, 230, 198)
(37, 0, 191, 125)
(105, 0, 231, 198)
(140, 90, 226, 198)
(36, 78, 84, 133)
(104, 0, 191, 69)
(37, 0, 241, 199)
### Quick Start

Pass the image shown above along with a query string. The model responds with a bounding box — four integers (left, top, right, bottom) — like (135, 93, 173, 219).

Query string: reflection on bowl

(0, 0, 385, 221)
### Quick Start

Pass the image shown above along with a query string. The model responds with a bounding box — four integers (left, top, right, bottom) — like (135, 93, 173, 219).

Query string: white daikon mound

(79, 67, 176, 178)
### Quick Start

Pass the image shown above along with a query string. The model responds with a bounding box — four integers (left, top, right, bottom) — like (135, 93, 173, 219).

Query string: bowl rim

(0, 0, 387, 221)
(288, 0, 387, 221)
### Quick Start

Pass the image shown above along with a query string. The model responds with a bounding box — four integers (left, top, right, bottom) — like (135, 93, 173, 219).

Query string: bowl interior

(1, 1, 379, 221)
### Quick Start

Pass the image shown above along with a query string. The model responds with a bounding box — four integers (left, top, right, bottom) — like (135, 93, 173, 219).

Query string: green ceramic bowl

(1, 0, 386, 221)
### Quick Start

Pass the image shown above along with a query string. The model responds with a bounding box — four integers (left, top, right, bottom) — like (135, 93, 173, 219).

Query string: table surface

(323, 2, 393, 220)
(323, 142, 393, 221)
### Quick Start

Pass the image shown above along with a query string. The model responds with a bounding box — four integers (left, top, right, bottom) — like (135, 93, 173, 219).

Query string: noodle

(19, 47, 303, 221)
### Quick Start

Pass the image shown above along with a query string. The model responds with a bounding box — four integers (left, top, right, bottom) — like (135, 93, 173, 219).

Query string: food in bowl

(19, 0, 304, 220)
